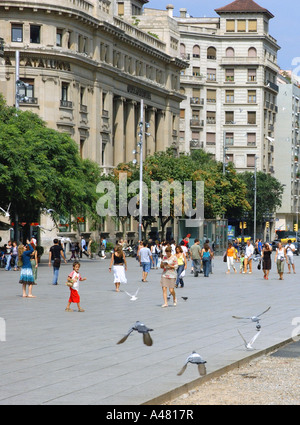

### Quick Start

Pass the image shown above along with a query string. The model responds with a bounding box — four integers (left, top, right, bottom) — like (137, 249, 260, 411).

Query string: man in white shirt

(244, 240, 254, 274)
(286, 239, 296, 274)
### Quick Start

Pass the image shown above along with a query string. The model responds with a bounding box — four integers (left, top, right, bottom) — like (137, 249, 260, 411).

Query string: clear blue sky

(146, 0, 300, 72)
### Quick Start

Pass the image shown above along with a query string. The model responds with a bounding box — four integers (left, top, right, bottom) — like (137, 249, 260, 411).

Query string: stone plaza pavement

(0, 254, 299, 405)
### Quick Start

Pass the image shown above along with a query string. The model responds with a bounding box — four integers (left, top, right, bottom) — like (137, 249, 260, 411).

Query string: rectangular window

(56, 29, 63, 47)
(117, 2, 124, 16)
(30, 25, 41, 44)
(226, 154, 234, 163)
(225, 68, 234, 81)
(248, 20, 257, 32)
(248, 69, 257, 82)
(192, 131, 200, 140)
(62, 83, 68, 101)
(11, 24, 23, 42)
(192, 67, 201, 76)
(206, 132, 216, 145)
(207, 89, 216, 103)
(207, 111, 216, 124)
(248, 90, 257, 103)
(226, 19, 235, 32)
(60, 82, 72, 108)
(247, 133, 256, 146)
(237, 20, 246, 32)
(180, 109, 185, 119)
(18, 78, 36, 103)
(248, 111, 256, 125)
(247, 154, 256, 168)
(225, 132, 234, 146)
(226, 90, 234, 103)
(192, 110, 200, 120)
(225, 111, 234, 124)
(192, 88, 200, 98)
(207, 68, 216, 81)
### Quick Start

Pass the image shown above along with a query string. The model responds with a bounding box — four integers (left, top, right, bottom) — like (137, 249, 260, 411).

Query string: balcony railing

(60, 100, 73, 108)
(190, 119, 204, 127)
(190, 97, 204, 105)
(265, 80, 279, 93)
(190, 140, 204, 149)
(20, 97, 38, 104)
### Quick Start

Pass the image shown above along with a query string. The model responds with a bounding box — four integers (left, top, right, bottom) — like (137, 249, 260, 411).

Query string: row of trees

(0, 95, 102, 240)
(0, 94, 284, 241)
(98, 149, 284, 239)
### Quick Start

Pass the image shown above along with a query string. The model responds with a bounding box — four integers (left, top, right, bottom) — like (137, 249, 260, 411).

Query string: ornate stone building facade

(0, 0, 187, 246)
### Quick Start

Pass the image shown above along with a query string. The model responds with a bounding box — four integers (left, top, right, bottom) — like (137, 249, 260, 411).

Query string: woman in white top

(274, 242, 288, 280)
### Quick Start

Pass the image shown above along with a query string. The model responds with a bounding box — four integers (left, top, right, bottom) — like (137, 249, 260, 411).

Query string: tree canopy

(0, 95, 101, 237)
(97, 148, 251, 239)
(239, 171, 284, 224)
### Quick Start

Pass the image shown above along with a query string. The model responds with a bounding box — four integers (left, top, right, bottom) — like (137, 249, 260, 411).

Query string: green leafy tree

(0, 95, 101, 241)
(239, 171, 284, 231)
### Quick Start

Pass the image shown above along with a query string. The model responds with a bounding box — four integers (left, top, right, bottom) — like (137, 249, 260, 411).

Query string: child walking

(65, 261, 86, 312)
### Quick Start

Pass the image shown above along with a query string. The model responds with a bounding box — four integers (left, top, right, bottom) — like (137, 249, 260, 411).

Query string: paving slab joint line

(141, 337, 296, 405)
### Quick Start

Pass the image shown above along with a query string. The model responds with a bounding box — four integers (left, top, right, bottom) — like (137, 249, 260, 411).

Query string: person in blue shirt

(19, 241, 36, 298)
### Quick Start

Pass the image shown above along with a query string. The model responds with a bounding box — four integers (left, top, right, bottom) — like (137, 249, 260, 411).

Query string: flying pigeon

(232, 306, 271, 326)
(117, 321, 153, 346)
(177, 351, 207, 376)
(125, 288, 139, 301)
(0, 203, 11, 218)
(238, 329, 261, 350)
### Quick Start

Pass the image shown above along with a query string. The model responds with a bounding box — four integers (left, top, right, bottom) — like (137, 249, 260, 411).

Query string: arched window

(193, 45, 200, 58)
(226, 47, 235, 57)
(180, 43, 186, 59)
(248, 47, 257, 57)
(207, 46, 216, 60)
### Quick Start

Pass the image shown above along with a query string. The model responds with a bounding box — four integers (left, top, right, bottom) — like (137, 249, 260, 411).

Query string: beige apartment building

(140, 0, 280, 174)
(0, 0, 188, 246)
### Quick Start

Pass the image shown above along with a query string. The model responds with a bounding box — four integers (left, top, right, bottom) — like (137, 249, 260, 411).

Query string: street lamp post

(254, 155, 258, 242)
(138, 100, 144, 242)
(15, 50, 29, 109)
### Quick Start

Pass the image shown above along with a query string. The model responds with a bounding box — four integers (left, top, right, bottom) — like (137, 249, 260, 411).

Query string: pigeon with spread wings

(232, 306, 271, 329)
(117, 321, 153, 346)
(124, 288, 139, 301)
(0, 203, 11, 218)
(177, 351, 207, 376)
(238, 329, 261, 350)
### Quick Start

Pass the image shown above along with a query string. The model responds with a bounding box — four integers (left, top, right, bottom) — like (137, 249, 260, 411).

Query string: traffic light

(239, 222, 243, 229)
(294, 223, 298, 232)
(243, 222, 247, 229)
(266, 221, 269, 228)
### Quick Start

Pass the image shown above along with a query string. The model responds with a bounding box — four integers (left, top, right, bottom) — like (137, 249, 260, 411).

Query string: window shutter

(248, 20, 257, 32)
(226, 20, 235, 32)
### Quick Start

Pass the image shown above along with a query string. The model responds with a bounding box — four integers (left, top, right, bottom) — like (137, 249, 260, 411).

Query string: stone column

(105, 91, 114, 169)
(125, 100, 136, 163)
(113, 96, 125, 166)
(156, 110, 166, 152)
(146, 107, 156, 155)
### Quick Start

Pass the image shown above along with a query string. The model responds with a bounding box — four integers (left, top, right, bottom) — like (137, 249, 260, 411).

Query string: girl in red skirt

(65, 261, 86, 312)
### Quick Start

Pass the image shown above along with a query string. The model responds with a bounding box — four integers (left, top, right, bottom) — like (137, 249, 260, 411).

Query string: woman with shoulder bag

(274, 242, 288, 280)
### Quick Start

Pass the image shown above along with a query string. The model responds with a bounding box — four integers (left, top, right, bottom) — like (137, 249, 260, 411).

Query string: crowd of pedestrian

(225, 237, 296, 280)
(0, 233, 297, 309)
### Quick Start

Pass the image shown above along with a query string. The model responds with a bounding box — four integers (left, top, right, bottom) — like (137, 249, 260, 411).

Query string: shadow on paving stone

(271, 340, 300, 358)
